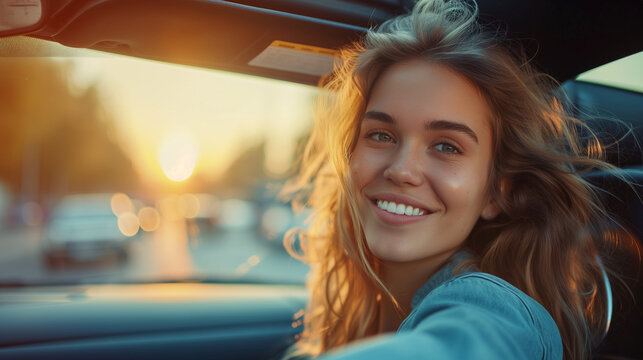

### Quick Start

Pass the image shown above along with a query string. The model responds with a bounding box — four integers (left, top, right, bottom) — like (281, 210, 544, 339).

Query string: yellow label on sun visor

(248, 40, 339, 77)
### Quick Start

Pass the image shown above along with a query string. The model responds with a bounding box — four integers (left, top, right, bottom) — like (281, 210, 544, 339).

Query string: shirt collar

(410, 250, 474, 309)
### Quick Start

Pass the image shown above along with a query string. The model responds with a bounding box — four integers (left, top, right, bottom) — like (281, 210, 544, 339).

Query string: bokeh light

(118, 212, 140, 237)
(235, 254, 262, 276)
(111, 193, 134, 216)
(138, 206, 161, 232)
(248, 255, 260, 266)
(178, 194, 200, 219)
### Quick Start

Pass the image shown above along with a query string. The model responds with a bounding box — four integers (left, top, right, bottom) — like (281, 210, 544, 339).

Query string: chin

(366, 236, 422, 263)
(365, 232, 462, 265)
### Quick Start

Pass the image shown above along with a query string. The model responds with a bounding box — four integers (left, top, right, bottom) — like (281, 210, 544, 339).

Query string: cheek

(431, 162, 489, 209)
(349, 164, 368, 199)
(349, 146, 374, 191)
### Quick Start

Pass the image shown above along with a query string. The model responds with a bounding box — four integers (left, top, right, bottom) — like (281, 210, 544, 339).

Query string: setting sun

(159, 135, 198, 182)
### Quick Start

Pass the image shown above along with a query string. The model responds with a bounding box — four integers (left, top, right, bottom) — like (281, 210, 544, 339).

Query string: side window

(576, 51, 643, 93)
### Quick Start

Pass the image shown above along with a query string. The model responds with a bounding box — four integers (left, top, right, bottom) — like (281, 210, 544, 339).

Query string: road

(0, 218, 309, 285)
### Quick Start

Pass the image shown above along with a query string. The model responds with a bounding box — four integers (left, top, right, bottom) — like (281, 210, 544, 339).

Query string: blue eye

(434, 142, 459, 154)
(368, 131, 394, 143)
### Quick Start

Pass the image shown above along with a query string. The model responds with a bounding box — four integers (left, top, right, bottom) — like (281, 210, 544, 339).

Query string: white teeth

(395, 204, 405, 214)
(376, 200, 426, 216)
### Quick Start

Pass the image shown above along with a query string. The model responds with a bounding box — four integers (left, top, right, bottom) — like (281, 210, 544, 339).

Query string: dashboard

(0, 283, 308, 360)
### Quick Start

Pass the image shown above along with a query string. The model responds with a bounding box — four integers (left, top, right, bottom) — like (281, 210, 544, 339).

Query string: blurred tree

(0, 58, 139, 200)
(212, 129, 313, 198)
(214, 140, 266, 197)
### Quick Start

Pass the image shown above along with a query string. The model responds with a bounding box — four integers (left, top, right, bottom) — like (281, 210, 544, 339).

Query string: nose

(383, 144, 424, 186)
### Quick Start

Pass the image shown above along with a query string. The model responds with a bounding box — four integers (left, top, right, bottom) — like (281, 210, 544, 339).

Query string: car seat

(563, 80, 643, 359)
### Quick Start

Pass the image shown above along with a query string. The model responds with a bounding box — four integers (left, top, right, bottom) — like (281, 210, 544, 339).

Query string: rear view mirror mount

(0, 0, 47, 38)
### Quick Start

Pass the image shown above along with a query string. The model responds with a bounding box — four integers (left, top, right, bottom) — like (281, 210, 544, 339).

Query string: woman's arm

(318, 273, 562, 360)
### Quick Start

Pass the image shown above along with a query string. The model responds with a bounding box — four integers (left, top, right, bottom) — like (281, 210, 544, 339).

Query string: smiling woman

(281, 0, 637, 359)
(352, 61, 496, 270)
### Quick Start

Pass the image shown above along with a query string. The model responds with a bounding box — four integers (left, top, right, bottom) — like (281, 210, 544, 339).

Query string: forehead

(366, 59, 492, 139)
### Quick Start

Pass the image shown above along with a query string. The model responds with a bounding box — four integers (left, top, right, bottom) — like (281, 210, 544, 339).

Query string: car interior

(0, 0, 641, 359)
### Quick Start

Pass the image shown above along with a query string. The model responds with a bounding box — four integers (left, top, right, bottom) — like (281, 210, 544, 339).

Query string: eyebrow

(363, 110, 479, 144)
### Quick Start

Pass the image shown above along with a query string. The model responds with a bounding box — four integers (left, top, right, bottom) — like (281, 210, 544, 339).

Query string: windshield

(0, 37, 312, 286)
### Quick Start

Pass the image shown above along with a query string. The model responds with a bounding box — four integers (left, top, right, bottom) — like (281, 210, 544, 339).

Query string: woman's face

(350, 60, 497, 265)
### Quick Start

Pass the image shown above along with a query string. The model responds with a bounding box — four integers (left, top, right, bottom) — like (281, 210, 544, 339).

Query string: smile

(376, 200, 425, 216)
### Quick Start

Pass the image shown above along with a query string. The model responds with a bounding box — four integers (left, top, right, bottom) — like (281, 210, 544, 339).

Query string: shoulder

(401, 271, 562, 359)
(423, 272, 550, 325)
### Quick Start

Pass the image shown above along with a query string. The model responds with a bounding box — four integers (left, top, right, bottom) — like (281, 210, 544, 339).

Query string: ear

(480, 177, 511, 220)
(480, 202, 500, 220)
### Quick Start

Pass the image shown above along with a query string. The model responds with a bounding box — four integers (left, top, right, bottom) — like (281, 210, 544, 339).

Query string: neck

(377, 248, 459, 333)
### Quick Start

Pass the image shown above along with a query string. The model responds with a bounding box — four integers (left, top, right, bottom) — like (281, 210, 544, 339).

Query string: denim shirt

(318, 251, 563, 360)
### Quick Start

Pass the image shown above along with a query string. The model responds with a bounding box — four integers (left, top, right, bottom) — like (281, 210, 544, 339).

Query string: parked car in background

(191, 193, 221, 231)
(43, 194, 133, 267)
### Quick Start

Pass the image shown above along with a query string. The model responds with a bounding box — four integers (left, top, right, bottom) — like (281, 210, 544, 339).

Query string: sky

(66, 52, 318, 189)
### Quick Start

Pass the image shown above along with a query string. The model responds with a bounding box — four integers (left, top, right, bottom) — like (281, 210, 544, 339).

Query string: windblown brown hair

(281, 0, 639, 358)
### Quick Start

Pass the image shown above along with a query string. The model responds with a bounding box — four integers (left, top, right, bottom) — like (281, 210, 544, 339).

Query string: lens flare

(159, 135, 198, 182)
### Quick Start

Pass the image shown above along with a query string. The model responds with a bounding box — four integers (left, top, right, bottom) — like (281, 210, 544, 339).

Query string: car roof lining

(32, 0, 366, 86)
(25, 0, 643, 85)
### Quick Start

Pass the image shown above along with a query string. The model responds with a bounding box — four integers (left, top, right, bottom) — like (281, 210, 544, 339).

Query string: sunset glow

(66, 54, 316, 189)
(159, 135, 198, 182)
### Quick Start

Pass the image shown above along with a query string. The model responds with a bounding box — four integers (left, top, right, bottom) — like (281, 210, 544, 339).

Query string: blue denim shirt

(319, 251, 563, 359)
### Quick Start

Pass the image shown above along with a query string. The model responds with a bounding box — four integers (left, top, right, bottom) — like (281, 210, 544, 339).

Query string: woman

(282, 0, 632, 358)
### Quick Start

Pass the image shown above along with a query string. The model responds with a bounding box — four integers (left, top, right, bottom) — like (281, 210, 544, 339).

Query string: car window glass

(576, 51, 643, 93)
(0, 37, 312, 285)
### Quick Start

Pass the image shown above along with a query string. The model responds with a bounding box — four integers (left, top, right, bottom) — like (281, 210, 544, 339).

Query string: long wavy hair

(282, 0, 637, 358)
